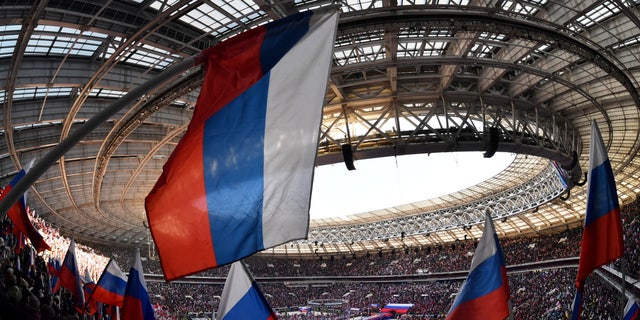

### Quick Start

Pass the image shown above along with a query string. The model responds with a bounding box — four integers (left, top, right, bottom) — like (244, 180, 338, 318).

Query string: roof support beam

(440, 32, 478, 90)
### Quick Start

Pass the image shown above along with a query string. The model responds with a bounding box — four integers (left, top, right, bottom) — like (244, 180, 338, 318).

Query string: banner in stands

(381, 303, 414, 314)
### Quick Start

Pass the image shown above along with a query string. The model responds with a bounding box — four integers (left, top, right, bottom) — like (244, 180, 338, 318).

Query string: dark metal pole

(0, 55, 199, 217)
(621, 247, 626, 318)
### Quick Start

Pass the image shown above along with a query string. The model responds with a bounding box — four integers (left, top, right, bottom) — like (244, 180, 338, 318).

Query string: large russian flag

(92, 258, 128, 307)
(216, 261, 277, 320)
(575, 120, 623, 284)
(145, 8, 339, 281)
(121, 249, 155, 320)
(1, 163, 50, 252)
(446, 213, 510, 320)
(572, 121, 624, 319)
(59, 240, 85, 310)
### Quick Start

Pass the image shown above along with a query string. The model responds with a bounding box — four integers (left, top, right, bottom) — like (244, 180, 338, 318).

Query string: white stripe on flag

(262, 10, 339, 248)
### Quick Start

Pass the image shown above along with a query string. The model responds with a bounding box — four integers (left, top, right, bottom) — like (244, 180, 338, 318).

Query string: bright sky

(309, 151, 516, 220)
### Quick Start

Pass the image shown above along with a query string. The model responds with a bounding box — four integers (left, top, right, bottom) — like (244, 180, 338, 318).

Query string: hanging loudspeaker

(341, 144, 356, 170)
(484, 127, 499, 158)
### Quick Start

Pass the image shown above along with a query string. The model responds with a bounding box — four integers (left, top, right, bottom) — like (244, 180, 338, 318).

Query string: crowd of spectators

(0, 207, 115, 320)
(124, 224, 582, 280)
(29, 209, 110, 282)
(0, 196, 639, 319)
(1, 219, 80, 319)
(616, 198, 640, 279)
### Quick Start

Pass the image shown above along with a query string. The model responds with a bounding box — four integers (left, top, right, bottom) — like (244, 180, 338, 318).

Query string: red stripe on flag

(446, 286, 511, 320)
(576, 206, 623, 285)
(1, 187, 50, 252)
(192, 26, 267, 124)
(146, 25, 268, 281)
(145, 128, 214, 280)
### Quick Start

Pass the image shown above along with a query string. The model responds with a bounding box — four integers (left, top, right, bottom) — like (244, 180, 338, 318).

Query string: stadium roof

(1, 0, 639, 257)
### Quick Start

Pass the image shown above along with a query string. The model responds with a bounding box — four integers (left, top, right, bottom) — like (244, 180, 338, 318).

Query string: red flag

(1, 164, 50, 252)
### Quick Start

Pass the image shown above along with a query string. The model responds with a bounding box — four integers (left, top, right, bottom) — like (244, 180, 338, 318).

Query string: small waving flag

(625, 298, 639, 320)
(571, 120, 623, 319)
(145, 8, 340, 281)
(446, 212, 510, 320)
(91, 258, 128, 307)
(121, 249, 155, 320)
(381, 303, 414, 314)
(0, 161, 50, 252)
(217, 260, 277, 320)
(59, 240, 85, 310)
(47, 257, 61, 295)
(82, 268, 98, 315)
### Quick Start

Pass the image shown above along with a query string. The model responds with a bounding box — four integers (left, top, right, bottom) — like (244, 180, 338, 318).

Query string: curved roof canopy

(1, 0, 639, 256)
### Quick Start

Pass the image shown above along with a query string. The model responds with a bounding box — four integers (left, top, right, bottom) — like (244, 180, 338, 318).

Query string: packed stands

(1, 197, 639, 319)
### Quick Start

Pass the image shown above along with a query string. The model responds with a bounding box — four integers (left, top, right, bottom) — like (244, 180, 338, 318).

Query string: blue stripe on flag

(9, 169, 26, 187)
(205, 73, 270, 264)
(585, 159, 619, 226)
(260, 11, 311, 73)
(450, 252, 504, 309)
(99, 271, 127, 295)
(127, 269, 147, 302)
(571, 287, 583, 320)
(221, 284, 273, 319)
(624, 300, 639, 320)
(125, 268, 154, 319)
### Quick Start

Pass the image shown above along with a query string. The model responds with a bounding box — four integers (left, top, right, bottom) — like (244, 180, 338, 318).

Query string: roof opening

(310, 151, 515, 220)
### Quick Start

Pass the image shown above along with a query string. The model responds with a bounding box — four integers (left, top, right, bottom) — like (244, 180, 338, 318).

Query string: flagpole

(56, 286, 62, 311)
(621, 251, 626, 318)
(212, 298, 217, 320)
(0, 55, 200, 218)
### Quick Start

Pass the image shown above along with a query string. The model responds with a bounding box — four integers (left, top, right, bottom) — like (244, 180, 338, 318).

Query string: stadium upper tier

(0, 0, 639, 256)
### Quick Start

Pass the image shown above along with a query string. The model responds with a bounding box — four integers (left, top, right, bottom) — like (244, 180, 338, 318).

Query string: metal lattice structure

(302, 161, 567, 255)
(1, 0, 640, 257)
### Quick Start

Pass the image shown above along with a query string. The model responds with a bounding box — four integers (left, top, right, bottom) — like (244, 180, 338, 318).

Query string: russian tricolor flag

(625, 299, 639, 320)
(446, 212, 510, 320)
(121, 249, 155, 320)
(216, 261, 277, 320)
(571, 121, 623, 319)
(381, 303, 414, 314)
(0, 162, 50, 253)
(59, 240, 85, 310)
(82, 268, 98, 314)
(92, 258, 128, 307)
(47, 257, 61, 294)
(575, 120, 623, 283)
(145, 8, 339, 281)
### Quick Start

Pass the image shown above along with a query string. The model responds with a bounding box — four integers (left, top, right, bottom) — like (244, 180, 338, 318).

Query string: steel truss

(302, 161, 566, 245)
(317, 97, 582, 182)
